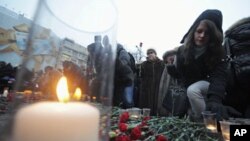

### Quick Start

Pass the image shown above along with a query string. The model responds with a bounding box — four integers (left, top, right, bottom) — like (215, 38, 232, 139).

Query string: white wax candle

(13, 102, 100, 141)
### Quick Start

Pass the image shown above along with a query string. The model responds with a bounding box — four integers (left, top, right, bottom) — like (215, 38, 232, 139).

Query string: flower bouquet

(109, 109, 168, 141)
(109, 107, 221, 141)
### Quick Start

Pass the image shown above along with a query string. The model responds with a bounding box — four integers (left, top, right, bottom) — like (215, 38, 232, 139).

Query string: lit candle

(13, 76, 100, 141)
(73, 87, 82, 101)
(206, 124, 217, 133)
(130, 115, 139, 119)
(222, 132, 230, 141)
(129, 108, 141, 120)
(92, 96, 97, 102)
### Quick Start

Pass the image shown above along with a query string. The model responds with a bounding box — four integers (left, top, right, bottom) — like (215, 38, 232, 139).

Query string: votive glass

(142, 108, 151, 117)
(202, 111, 217, 133)
(219, 120, 240, 141)
(128, 108, 141, 120)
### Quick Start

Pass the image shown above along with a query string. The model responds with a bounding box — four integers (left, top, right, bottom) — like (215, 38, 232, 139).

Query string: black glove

(206, 101, 242, 120)
(166, 64, 177, 77)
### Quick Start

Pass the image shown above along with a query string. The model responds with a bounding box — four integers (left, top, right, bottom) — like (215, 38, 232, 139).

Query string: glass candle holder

(119, 109, 128, 116)
(142, 108, 151, 117)
(219, 120, 240, 141)
(202, 111, 217, 133)
(0, 0, 118, 141)
(128, 108, 141, 120)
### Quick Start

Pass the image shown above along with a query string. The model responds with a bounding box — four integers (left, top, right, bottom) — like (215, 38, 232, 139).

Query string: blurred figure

(63, 61, 87, 95)
(139, 48, 165, 115)
(87, 35, 103, 76)
(113, 43, 135, 108)
(102, 35, 112, 53)
(223, 17, 250, 118)
(86, 35, 104, 98)
(157, 49, 177, 116)
(39, 66, 62, 100)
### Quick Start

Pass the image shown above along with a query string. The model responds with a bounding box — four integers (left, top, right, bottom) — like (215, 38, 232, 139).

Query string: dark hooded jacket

(224, 17, 250, 90)
(180, 9, 223, 43)
(171, 45, 228, 101)
(168, 9, 228, 102)
(113, 44, 134, 107)
(221, 17, 250, 115)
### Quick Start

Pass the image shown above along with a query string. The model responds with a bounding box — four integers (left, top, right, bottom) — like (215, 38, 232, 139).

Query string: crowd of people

(0, 9, 249, 123)
(109, 9, 250, 122)
(136, 9, 250, 121)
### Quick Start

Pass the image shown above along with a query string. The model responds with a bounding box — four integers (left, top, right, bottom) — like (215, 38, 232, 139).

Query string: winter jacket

(113, 44, 134, 107)
(224, 17, 250, 90)
(139, 58, 165, 115)
(168, 45, 228, 101)
(114, 44, 134, 86)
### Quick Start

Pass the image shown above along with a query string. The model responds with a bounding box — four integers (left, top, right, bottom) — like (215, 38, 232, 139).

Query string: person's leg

(187, 80, 210, 117)
(123, 84, 134, 108)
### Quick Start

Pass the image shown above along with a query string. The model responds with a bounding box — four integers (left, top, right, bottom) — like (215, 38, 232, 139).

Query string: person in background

(113, 43, 134, 108)
(167, 9, 241, 121)
(86, 35, 104, 98)
(139, 48, 165, 116)
(102, 35, 112, 53)
(222, 17, 250, 118)
(63, 61, 87, 95)
(86, 35, 103, 81)
(157, 49, 177, 116)
(39, 66, 62, 100)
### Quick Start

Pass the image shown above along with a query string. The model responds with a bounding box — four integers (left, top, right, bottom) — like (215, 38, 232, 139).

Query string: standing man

(113, 43, 135, 108)
(139, 48, 165, 115)
(86, 35, 104, 98)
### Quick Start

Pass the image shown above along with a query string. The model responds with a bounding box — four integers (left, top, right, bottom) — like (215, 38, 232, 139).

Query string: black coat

(113, 45, 134, 107)
(139, 58, 165, 115)
(168, 46, 228, 100)
(222, 17, 250, 114)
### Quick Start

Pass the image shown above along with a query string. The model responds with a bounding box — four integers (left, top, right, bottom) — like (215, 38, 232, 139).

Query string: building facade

(0, 5, 88, 72)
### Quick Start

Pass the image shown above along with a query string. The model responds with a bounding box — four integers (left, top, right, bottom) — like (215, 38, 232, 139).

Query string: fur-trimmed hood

(225, 17, 250, 40)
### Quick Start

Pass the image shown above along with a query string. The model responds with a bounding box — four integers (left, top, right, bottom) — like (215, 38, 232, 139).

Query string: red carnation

(120, 111, 129, 123)
(143, 116, 150, 121)
(130, 126, 142, 140)
(119, 123, 128, 132)
(115, 135, 131, 141)
(156, 135, 168, 141)
(140, 120, 148, 127)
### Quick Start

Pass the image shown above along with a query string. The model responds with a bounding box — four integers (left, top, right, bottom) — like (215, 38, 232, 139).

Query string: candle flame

(24, 90, 32, 95)
(56, 76, 70, 103)
(73, 87, 82, 100)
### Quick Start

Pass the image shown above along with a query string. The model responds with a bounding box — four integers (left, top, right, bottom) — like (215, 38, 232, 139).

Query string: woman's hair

(183, 19, 224, 70)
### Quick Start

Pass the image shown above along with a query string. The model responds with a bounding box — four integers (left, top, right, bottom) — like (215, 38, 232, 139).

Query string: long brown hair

(183, 19, 224, 70)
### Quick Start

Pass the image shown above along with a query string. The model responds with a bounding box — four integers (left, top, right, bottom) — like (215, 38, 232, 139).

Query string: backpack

(162, 78, 189, 117)
(224, 17, 250, 90)
(117, 47, 136, 73)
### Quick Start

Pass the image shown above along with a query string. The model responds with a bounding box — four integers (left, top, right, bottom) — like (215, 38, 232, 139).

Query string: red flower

(130, 126, 142, 140)
(139, 116, 150, 127)
(115, 135, 131, 141)
(120, 112, 129, 123)
(140, 120, 148, 127)
(143, 116, 150, 121)
(156, 135, 168, 141)
(119, 123, 128, 132)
